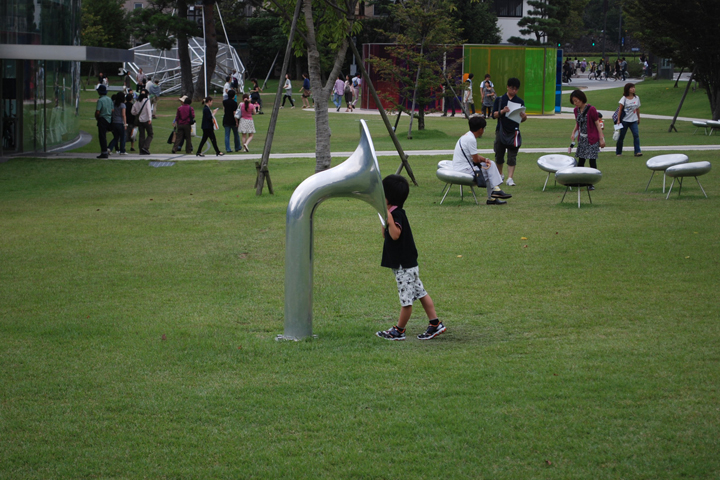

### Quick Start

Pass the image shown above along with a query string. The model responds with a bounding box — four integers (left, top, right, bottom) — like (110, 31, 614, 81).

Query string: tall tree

(81, 0, 129, 49)
(268, 0, 359, 173)
(508, 0, 572, 45)
(130, 0, 199, 97)
(625, 0, 720, 120)
(193, 0, 220, 100)
(369, 0, 462, 133)
(451, 0, 501, 44)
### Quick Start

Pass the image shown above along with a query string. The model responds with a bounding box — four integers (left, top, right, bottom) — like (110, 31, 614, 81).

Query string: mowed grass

(1, 147, 719, 478)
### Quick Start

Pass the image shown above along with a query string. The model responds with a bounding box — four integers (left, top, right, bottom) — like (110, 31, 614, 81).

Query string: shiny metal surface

(555, 167, 603, 187)
(437, 160, 453, 170)
(281, 119, 386, 340)
(537, 155, 577, 191)
(436, 168, 475, 186)
(646, 154, 689, 171)
(665, 161, 712, 199)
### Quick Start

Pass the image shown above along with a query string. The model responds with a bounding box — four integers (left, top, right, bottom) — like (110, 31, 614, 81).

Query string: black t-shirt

(381, 207, 419, 269)
(223, 99, 238, 127)
(492, 94, 524, 133)
(125, 101, 135, 124)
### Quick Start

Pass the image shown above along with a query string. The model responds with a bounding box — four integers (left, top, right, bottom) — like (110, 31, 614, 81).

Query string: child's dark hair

(383, 174, 410, 209)
(507, 77, 521, 89)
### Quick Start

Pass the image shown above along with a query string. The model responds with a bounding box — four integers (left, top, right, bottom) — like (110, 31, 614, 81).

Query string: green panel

(488, 46, 526, 102)
(524, 48, 545, 114)
(463, 46, 489, 103)
(545, 48, 557, 114)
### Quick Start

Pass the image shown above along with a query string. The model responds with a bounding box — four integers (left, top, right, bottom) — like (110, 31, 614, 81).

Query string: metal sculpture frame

(280, 120, 387, 341)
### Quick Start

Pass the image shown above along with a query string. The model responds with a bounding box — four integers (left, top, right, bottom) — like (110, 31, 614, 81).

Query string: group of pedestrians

(95, 84, 154, 158)
(332, 73, 362, 112)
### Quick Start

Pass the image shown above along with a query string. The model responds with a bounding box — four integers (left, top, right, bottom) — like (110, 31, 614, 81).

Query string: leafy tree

(81, 0, 129, 49)
(268, 0, 360, 173)
(370, 0, 462, 134)
(508, 0, 574, 45)
(451, 0, 501, 44)
(625, 0, 720, 120)
(129, 0, 200, 97)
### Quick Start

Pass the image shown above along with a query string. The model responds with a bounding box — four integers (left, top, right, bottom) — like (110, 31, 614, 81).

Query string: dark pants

(173, 124, 193, 153)
(108, 123, 126, 153)
(198, 128, 220, 154)
(97, 117, 110, 154)
(481, 105, 493, 117)
(282, 94, 294, 107)
(444, 98, 457, 116)
(577, 157, 597, 169)
(139, 121, 153, 152)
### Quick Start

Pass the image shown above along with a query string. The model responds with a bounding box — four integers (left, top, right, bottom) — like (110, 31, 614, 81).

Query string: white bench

(555, 167, 603, 208)
(645, 154, 688, 193)
(665, 161, 712, 199)
(436, 161, 479, 205)
(537, 154, 576, 191)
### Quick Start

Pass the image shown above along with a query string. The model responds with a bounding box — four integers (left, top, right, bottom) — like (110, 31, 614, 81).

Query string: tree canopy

(625, 0, 720, 119)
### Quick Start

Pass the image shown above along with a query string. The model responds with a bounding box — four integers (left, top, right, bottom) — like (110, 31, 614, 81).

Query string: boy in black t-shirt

(376, 175, 445, 341)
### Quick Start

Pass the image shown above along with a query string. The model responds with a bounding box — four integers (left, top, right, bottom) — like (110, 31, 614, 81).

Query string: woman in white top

(615, 82, 642, 157)
(223, 76, 232, 101)
(281, 74, 295, 108)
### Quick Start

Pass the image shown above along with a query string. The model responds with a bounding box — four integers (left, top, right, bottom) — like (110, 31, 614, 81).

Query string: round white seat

(437, 160, 453, 170)
(646, 154, 688, 171)
(537, 155, 576, 191)
(436, 168, 475, 186)
(664, 161, 711, 199)
(692, 121, 708, 127)
(707, 120, 720, 135)
(555, 167, 602, 187)
(537, 154, 576, 173)
(665, 161, 712, 178)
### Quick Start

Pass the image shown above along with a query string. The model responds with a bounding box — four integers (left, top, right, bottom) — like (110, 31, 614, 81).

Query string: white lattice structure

(124, 37, 244, 96)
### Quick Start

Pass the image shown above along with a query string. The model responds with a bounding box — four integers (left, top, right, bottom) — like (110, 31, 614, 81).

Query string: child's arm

(386, 207, 401, 241)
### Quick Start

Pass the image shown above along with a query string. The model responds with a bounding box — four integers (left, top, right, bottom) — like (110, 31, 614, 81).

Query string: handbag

(612, 98, 626, 123)
(167, 129, 176, 145)
(458, 139, 486, 188)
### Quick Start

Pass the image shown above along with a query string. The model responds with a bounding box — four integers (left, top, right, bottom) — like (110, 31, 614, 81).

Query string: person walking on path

(300, 73, 311, 108)
(344, 74, 354, 112)
(569, 90, 605, 190)
(249, 78, 263, 114)
(196, 96, 223, 157)
(147, 78, 161, 119)
(492, 77, 527, 186)
(375, 174, 446, 341)
(94, 85, 113, 159)
(237, 93, 256, 152)
(333, 74, 345, 112)
(615, 83, 642, 157)
(463, 73, 475, 115)
(223, 89, 241, 153)
(124, 93, 136, 152)
(107, 93, 127, 155)
(480, 74, 496, 118)
(281, 74, 295, 108)
(131, 89, 154, 155)
(172, 96, 195, 154)
(351, 73, 361, 109)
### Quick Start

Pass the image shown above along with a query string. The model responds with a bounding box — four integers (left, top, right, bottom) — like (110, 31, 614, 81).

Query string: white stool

(645, 154, 689, 193)
(692, 121, 708, 135)
(437, 167, 479, 205)
(537, 154, 577, 191)
(555, 167, 603, 208)
(665, 161, 712, 199)
(707, 120, 720, 136)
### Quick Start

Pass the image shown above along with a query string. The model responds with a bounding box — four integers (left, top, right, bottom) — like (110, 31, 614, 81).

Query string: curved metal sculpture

(280, 119, 386, 340)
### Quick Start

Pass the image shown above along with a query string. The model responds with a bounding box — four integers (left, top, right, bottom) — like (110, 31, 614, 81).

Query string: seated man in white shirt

(452, 115, 513, 205)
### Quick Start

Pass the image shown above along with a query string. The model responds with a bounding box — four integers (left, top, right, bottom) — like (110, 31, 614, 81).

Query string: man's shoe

(376, 326, 405, 341)
(96, 154, 108, 159)
(506, 177, 516, 186)
(417, 322, 446, 340)
(487, 198, 507, 205)
(491, 189, 512, 199)
(119, 151, 127, 155)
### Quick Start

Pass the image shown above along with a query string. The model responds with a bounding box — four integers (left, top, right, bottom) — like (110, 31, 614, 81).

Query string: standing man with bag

(451, 116, 512, 205)
(94, 85, 113, 158)
(492, 77, 527, 187)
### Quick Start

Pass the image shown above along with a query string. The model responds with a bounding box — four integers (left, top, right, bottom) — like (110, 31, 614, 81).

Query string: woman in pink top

(236, 93, 257, 152)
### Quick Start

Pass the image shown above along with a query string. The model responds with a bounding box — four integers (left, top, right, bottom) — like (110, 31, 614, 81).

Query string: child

(376, 175, 446, 341)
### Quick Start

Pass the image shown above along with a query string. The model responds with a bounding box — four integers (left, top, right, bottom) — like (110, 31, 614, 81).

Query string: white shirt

(619, 95, 641, 122)
(223, 82, 231, 100)
(452, 131, 479, 174)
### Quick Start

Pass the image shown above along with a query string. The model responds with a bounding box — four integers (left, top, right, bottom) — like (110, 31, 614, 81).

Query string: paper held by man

(505, 102, 526, 124)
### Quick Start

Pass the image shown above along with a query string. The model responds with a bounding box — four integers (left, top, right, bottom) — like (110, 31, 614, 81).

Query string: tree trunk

(303, 0, 348, 173)
(417, 106, 425, 131)
(177, 0, 194, 98)
(193, 1, 219, 101)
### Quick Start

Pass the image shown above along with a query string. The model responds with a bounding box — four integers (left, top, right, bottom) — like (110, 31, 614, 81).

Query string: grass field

(2, 125, 719, 478)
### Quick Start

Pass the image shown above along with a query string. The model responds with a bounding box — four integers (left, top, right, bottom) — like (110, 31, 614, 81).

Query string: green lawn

(2, 145, 719, 477)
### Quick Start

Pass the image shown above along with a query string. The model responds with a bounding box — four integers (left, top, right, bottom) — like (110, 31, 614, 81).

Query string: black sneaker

(96, 154, 108, 159)
(376, 326, 405, 341)
(417, 322, 446, 340)
(491, 189, 512, 199)
(487, 198, 507, 205)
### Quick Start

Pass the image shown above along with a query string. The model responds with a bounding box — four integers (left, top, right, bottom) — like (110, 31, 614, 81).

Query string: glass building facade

(1, 0, 81, 154)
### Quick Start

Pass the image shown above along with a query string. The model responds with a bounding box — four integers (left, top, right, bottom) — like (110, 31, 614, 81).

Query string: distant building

(1, 0, 132, 155)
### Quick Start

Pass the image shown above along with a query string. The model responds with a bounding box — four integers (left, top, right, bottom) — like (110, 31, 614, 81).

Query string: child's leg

(397, 305, 412, 329)
(419, 294, 437, 322)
